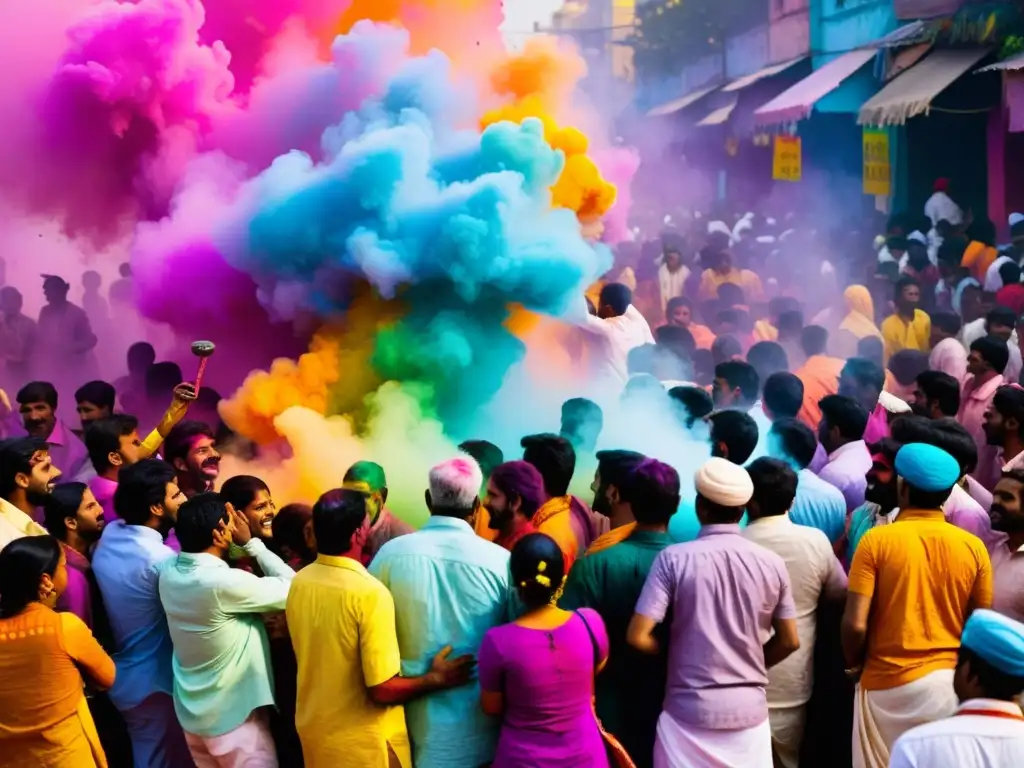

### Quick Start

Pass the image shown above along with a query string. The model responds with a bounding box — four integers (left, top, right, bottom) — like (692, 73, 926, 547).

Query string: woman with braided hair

(477, 533, 634, 767)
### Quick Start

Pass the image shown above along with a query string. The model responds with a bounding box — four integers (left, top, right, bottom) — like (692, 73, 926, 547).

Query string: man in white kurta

(889, 610, 1024, 768)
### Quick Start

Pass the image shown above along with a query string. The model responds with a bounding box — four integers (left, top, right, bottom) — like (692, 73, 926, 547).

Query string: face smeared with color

(20, 450, 62, 506)
(865, 452, 897, 509)
(990, 477, 1024, 533)
(20, 400, 56, 439)
(242, 488, 277, 539)
(177, 435, 220, 487)
(484, 478, 516, 530)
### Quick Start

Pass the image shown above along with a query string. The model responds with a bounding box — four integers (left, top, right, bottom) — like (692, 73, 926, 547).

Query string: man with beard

(989, 469, 1024, 622)
(843, 443, 992, 768)
(0, 436, 60, 550)
(910, 370, 960, 419)
(342, 460, 414, 563)
(983, 385, 1024, 473)
(580, 449, 646, 555)
(42, 482, 106, 628)
(91, 459, 192, 768)
(960, 336, 1010, 490)
(164, 420, 221, 498)
(845, 438, 902, 563)
(880, 276, 931, 360)
(561, 459, 679, 768)
(483, 460, 547, 552)
(85, 414, 146, 523)
(16, 380, 91, 482)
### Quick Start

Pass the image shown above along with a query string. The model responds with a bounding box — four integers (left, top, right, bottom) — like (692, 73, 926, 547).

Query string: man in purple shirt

(628, 457, 800, 767)
(16, 380, 93, 482)
(85, 414, 146, 522)
(817, 394, 872, 513)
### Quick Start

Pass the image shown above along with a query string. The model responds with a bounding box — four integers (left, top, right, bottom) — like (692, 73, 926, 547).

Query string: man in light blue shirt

(370, 456, 511, 768)
(92, 458, 193, 768)
(768, 418, 848, 544)
(158, 491, 295, 765)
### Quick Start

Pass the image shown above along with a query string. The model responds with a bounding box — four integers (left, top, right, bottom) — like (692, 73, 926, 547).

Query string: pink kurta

(959, 373, 1005, 490)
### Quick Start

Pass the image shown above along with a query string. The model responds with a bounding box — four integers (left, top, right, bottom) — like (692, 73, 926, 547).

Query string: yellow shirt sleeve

(360, 586, 402, 689)
(139, 399, 190, 458)
(848, 532, 878, 598)
(970, 542, 994, 610)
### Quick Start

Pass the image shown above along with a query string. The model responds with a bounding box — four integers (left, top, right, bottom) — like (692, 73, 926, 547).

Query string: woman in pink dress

(478, 533, 631, 767)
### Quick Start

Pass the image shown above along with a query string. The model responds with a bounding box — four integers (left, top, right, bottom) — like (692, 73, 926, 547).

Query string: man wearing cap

(842, 443, 993, 768)
(628, 457, 800, 767)
(37, 274, 98, 386)
(889, 610, 1024, 767)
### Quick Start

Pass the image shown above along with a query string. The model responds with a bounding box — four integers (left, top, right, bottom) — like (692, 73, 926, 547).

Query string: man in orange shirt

(841, 443, 992, 768)
(520, 434, 592, 568)
(794, 326, 844, 429)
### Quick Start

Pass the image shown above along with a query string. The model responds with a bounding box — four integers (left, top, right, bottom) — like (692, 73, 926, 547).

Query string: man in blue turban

(842, 443, 994, 768)
(889, 609, 1024, 766)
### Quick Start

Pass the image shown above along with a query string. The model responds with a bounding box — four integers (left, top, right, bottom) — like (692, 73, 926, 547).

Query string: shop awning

(697, 98, 739, 126)
(754, 49, 877, 125)
(722, 57, 807, 93)
(645, 84, 720, 117)
(977, 52, 1024, 73)
(857, 48, 990, 126)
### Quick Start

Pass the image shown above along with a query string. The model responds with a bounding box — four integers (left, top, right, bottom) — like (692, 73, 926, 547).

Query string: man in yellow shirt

(880, 277, 931, 362)
(841, 443, 992, 768)
(286, 488, 474, 768)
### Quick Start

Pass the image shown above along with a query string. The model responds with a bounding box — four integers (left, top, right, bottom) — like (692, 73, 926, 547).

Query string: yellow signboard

(772, 136, 801, 182)
(863, 129, 891, 197)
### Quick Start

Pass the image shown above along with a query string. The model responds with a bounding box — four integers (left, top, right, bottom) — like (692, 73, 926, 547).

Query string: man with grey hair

(369, 457, 512, 768)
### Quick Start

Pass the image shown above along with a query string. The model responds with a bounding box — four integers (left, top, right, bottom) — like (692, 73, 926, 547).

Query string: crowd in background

(0, 178, 1024, 768)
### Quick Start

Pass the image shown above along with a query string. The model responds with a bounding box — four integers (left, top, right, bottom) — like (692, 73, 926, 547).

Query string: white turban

(694, 458, 753, 508)
(878, 390, 912, 414)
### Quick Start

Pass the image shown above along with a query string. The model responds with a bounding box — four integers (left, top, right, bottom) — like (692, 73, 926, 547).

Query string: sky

(501, 0, 565, 40)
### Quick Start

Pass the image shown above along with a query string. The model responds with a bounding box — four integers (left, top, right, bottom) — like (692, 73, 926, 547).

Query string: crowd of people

(1, 185, 1024, 768)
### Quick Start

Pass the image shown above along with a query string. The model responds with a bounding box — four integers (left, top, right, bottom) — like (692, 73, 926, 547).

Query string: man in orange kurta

(794, 328, 845, 428)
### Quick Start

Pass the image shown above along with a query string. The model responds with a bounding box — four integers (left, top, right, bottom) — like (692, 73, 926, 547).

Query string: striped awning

(722, 57, 807, 93)
(858, 48, 990, 126)
(754, 49, 877, 126)
(977, 52, 1024, 73)
(645, 84, 720, 117)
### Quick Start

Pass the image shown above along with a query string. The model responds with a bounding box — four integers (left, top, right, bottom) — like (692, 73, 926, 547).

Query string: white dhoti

(653, 711, 773, 768)
(768, 705, 806, 768)
(852, 669, 957, 768)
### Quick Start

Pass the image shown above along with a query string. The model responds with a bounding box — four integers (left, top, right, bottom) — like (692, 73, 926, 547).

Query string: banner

(863, 128, 891, 197)
(772, 135, 801, 183)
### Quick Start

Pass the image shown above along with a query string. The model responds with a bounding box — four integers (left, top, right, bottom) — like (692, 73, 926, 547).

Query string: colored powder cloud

(30, 0, 238, 245)
(187, 24, 608, 443)
(480, 39, 619, 226)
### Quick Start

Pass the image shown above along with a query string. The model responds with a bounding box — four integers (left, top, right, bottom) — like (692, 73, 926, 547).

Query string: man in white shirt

(744, 458, 848, 768)
(924, 178, 963, 228)
(963, 307, 1022, 385)
(578, 283, 655, 398)
(889, 610, 1024, 768)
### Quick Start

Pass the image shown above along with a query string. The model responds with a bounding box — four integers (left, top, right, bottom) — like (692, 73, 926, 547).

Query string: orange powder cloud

(332, 0, 504, 66)
(481, 40, 617, 224)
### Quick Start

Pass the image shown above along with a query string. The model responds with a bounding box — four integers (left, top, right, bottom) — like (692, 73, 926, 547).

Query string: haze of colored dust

(0, 0, 646, 525)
